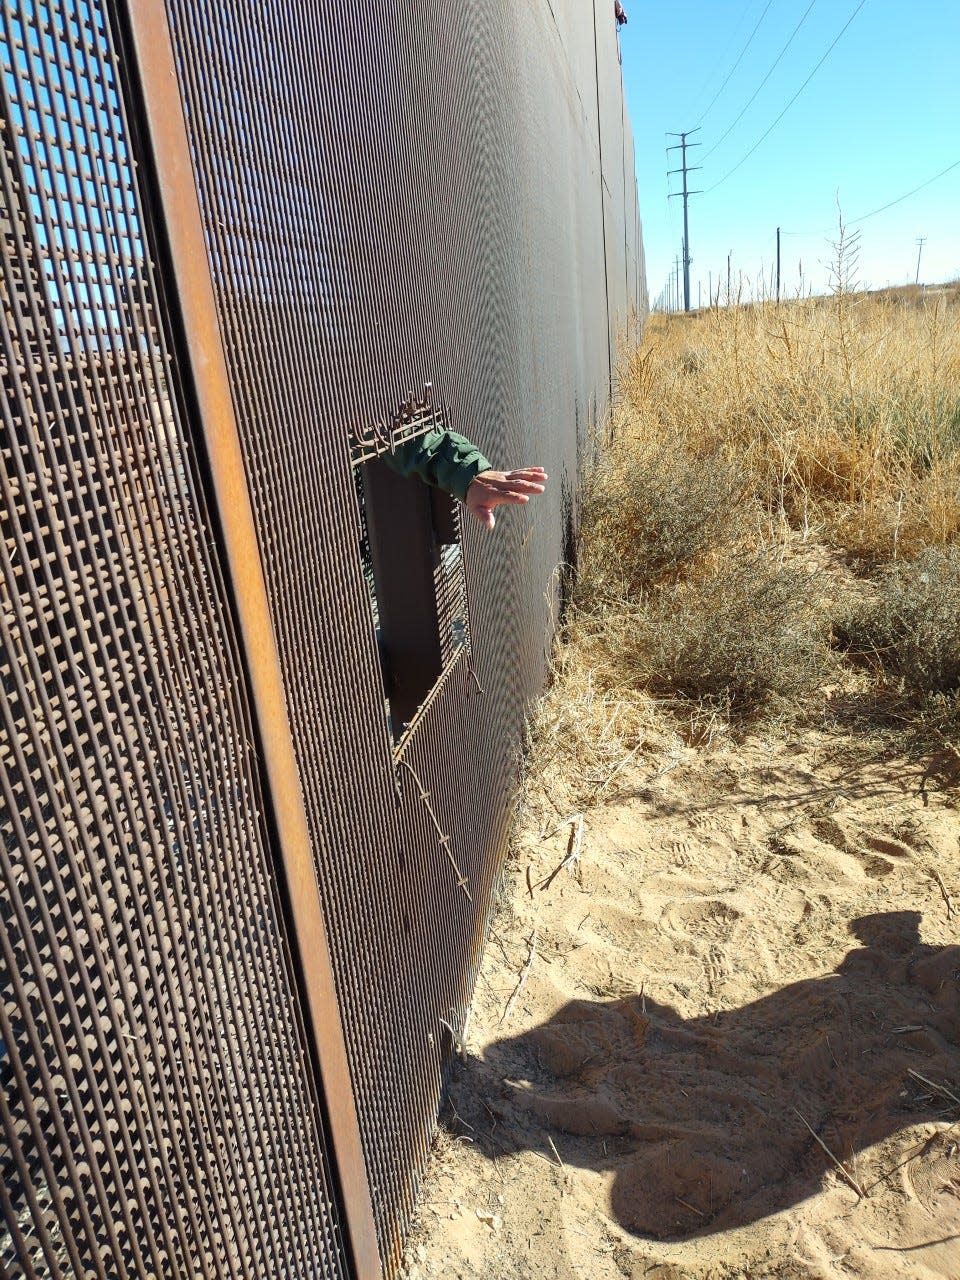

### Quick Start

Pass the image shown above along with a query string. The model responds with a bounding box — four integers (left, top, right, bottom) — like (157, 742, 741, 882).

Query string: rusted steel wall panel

(2, 0, 644, 1275)
(0, 2, 349, 1277)
(160, 0, 645, 1268)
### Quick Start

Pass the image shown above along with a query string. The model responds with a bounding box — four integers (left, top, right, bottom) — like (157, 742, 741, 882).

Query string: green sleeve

(381, 428, 493, 502)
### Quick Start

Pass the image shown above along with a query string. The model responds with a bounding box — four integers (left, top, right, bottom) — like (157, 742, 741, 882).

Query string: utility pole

(674, 254, 681, 312)
(915, 236, 926, 285)
(667, 129, 702, 312)
(727, 252, 732, 302)
(776, 227, 781, 302)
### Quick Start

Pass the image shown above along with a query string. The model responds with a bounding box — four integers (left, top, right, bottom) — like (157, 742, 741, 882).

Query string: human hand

(464, 467, 548, 532)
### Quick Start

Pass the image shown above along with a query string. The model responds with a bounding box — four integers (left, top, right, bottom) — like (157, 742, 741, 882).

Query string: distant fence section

(1, 2, 645, 1277)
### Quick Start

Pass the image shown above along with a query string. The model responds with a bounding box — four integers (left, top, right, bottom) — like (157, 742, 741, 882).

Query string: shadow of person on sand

(447, 911, 960, 1242)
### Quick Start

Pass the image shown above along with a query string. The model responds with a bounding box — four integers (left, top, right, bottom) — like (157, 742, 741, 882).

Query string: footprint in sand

(668, 839, 693, 868)
(704, 943, 728, 994)
(860, 832, 913, 859)
(661, 898, 742, 942)
(847, 831, 913, 879)
(805, 817, 914, 880)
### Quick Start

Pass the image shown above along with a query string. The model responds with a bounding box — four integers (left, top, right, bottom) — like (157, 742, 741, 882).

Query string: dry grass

(614, 553, 826, 713)
(576, 435, 746, 595)
(836, 546, 960, 694)
(615, 288, 960, 563)
(531, 282, 960, 794)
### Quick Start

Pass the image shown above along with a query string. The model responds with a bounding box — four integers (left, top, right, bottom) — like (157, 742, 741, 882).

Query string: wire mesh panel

(0, 3, 349, 1277)
(160, 0, 644, 1269)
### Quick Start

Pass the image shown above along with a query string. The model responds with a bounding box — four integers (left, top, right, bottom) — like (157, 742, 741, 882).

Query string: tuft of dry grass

(614, 288, 960, 563)
(616, 554, 826, 713)
(836, 546, 960, 694)
(576, 434, 746, 597)
(519, 283, 960, 823)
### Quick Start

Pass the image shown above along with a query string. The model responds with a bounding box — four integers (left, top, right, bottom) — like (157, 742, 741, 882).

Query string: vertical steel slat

(116, 3, 380, 1278)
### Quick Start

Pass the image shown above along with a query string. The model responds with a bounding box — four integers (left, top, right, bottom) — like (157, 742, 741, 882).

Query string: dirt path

(401, 724, 960, 1280)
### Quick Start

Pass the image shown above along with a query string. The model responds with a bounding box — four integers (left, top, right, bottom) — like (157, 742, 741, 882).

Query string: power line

(689, 0, 755, 120)
(695, 0, 776, 127)
(706, 0, 868, 193)
(702, 0, 817, 164)
(849, 159, 960, 226)
(782, 159, 960, 236)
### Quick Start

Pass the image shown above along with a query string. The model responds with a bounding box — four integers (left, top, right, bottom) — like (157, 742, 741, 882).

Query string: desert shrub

(617, 554, 826, 715)
(914, 692, 960, 758)
(836, 547, 960, 693)
(577, 436, 745, 598)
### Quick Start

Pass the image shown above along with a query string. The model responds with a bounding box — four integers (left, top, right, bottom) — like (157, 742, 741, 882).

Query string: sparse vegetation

(540, 279, 960, 800)
(620, 553, 826, 712)
(837, 546, 960, 695)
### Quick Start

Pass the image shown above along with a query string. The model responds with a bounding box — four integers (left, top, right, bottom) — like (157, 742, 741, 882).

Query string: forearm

(382, 428, 492, 501)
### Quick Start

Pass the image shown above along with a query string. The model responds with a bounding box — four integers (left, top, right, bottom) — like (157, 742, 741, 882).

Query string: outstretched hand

(464, 467, 548, 532)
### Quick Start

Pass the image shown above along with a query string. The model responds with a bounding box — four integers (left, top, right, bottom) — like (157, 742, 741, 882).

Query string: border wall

(1, 2, 646, 1276)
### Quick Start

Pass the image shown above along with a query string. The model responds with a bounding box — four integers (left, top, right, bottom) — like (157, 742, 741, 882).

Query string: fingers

(464, 466, 547, 532)
(485, 489, 530, 506)
(481, 474, 547, 496)
(468, 504, 496, 532)
(504, 467, 547, 484)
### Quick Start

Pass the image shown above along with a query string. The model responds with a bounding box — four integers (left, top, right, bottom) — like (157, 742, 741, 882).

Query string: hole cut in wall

(351, 397, 470, 748)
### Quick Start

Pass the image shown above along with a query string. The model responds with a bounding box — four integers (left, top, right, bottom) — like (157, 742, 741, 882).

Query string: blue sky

(618, 0, 960, 304)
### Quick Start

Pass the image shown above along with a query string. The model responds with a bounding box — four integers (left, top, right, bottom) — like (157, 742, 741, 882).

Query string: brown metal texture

(157, 0, 645, 1273)
(119, 0, 380, 1272)
(1, 2, 351, 1278)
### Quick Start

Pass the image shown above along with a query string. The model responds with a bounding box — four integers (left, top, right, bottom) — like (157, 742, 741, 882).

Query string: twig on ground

(546, 1135, 565, 1170)
(535, 815, 585, 891)
(539, 813, 581, 842)
(500, 930, 537, 1025)
(929, 868, 954, 921)
(908, 1069, 960, 1111)
(794, 1108, 867, 1198)
(676, 1196, 706, 1218)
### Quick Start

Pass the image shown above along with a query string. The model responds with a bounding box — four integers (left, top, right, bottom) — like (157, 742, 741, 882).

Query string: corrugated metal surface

(0, 2, 349, 1277)
(160, 0, 645, 1269)
(2, 0, 644, 1275)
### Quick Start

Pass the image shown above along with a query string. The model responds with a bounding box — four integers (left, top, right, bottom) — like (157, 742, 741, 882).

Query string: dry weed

(836, 546, 960, 694)
(576, 434, 745, 598)
(615, 289, 960, 562)
(584, 553, 826, 717)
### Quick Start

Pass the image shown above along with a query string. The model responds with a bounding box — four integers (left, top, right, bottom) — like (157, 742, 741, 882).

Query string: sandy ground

(401, 718, 960, 1280)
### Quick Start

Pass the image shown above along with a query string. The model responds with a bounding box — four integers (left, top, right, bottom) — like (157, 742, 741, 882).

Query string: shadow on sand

(445, 911, 960, 1241)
